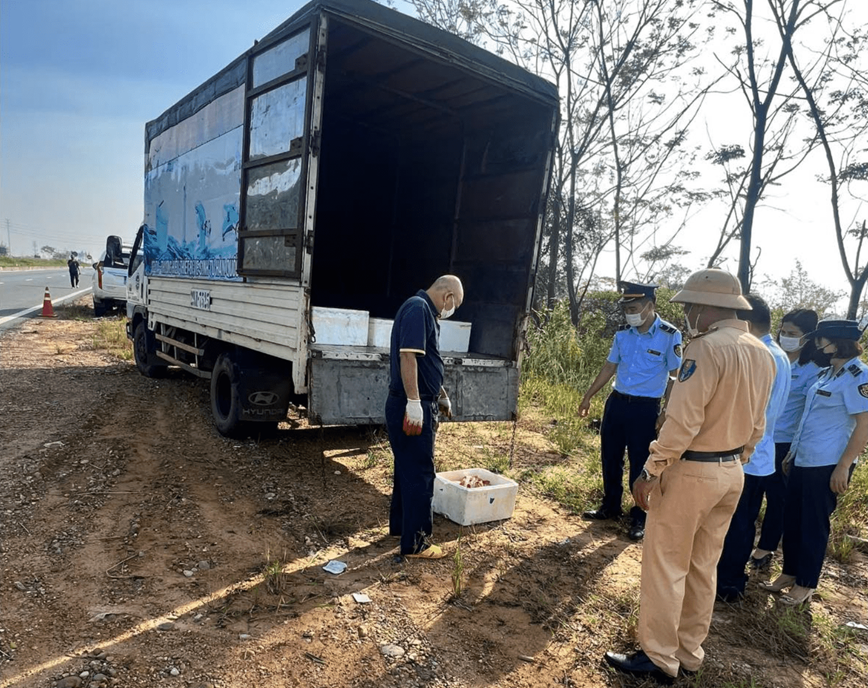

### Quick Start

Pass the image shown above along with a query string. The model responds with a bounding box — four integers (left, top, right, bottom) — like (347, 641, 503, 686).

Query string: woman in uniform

(750, 309, 819, 568)
(762, 319, 868, 605)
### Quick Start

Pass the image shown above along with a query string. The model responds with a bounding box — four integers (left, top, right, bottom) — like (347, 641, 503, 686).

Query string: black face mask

(812, 348, 833, 368)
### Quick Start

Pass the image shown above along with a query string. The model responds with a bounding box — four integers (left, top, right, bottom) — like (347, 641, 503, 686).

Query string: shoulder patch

(859, 384, 868, 399)
(618, 324, 630, 331)
(659, 321, 677, 334)
(678, 359, 697, 382)
(674, 343, 683, 358)
(849, 363, 861, 377)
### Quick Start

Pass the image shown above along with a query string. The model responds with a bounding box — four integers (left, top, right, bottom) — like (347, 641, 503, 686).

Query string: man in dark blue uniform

(386, 275, 464, 560)
(579, 282, 682, 540)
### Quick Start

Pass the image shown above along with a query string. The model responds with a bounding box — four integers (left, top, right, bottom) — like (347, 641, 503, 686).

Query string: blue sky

(0, 0, 864, 307)
(0, 0, 309, 258)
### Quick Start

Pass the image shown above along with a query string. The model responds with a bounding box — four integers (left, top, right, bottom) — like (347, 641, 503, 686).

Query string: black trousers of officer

(599, 391, 659, 524)
(385, 393, 437, 556)
(782, 463, 853, 589)
(755, 442, 791, 552)
(717, 473, 765, 595)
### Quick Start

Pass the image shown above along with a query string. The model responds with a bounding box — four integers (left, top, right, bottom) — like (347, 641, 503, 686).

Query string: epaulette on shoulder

(849, 362, 862, 377)
(659, 321, 677, 334)
(618, 324, 630, 331)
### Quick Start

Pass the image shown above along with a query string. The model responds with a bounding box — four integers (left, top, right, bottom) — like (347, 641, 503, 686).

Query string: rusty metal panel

(309, 358, 518, 425)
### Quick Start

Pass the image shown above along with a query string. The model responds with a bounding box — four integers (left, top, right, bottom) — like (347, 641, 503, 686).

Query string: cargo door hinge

(310, 130, 322, 157)
(305, 231, 315, 252)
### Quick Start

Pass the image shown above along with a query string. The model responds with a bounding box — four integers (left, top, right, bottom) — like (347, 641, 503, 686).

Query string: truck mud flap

(237, 367, 294, 422)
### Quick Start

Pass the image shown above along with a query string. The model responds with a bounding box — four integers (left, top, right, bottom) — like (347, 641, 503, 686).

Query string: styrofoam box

(311, 307, 369, 346)
(440, 320, 471, 352)
(433, 468, 518, 526)
(368, 317, 393, 348)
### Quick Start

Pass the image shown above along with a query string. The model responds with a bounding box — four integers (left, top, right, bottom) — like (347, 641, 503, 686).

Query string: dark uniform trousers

(716, 473, 765, 595)
(782, 464, 853, 589)
(385, 393, 437, 555)
(600, 392, 659, 524)
(755, 442, 791, 552)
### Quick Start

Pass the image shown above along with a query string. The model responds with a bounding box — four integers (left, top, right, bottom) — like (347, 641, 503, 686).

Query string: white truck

(124, 0, 558, 437)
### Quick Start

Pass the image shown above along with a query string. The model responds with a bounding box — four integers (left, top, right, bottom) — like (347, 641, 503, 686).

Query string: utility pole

(5, 219, 11, 256)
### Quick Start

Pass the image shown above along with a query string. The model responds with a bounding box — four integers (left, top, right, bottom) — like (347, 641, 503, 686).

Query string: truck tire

(93, 298, 108, 317)
(211, 352, 248, 437)
(134, 321, 166, 378)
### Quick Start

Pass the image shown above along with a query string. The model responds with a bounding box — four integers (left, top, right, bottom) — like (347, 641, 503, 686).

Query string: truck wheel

(134, 322, 166, 378)
(93, 298, 107, 317)
(211, 353, 248, 437)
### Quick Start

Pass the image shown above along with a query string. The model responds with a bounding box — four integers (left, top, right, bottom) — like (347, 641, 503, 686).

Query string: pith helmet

(671, 269, 751, 309)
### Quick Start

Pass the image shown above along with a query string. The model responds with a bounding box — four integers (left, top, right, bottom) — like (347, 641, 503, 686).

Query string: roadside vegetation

(0, 256, 67, 268)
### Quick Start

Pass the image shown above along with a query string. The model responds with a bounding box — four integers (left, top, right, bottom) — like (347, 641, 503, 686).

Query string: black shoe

(583, 508, 621, 521)
(628, 523, 645, 541)
(716, 587, 744, 604)
(749, 552, 773, 569)
(604, 649, 674, 685)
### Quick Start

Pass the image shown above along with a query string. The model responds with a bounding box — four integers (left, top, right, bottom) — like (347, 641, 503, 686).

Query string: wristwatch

(640, 468, 657, 482)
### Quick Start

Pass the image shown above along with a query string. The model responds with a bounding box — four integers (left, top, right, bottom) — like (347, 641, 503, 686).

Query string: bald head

(427, 275, 464, 315)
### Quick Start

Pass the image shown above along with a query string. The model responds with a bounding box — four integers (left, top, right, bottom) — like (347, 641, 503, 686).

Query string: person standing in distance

(715, 293, 791, 602)
(605, 268, 774, 683)
(386, 275, 464, 560)
(579, 282, 682, 540)
(68, 254, 80, 288)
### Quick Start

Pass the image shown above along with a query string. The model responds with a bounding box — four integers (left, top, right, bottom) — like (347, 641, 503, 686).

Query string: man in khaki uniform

(605, 269, 774, 683)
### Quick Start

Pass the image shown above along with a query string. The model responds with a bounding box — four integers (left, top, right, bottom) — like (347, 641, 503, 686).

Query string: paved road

(0, 268, 93, 330)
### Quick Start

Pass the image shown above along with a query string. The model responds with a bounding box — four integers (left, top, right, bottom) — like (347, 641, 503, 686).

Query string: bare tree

(772, 1, 868, 317)
(409, 0, 717, 323)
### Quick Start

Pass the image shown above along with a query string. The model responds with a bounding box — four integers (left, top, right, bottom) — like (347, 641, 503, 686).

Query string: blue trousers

(717, 473, 765, 595)
(755, 442, 791, 552)
(599, 392, 659, 524)
(385, 394, 437, 555)
(781, 464, 851, 589)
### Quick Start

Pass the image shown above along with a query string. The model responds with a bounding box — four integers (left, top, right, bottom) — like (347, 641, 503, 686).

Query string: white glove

(404, 398, 424, 433)
(438, 393, 452, 418)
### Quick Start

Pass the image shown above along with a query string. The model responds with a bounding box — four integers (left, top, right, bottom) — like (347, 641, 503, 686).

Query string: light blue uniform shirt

(790, 358, 868, 468)
(607, 315, 682, 398)
(773, 359, 822, 443)
(744, 335, 791, 476)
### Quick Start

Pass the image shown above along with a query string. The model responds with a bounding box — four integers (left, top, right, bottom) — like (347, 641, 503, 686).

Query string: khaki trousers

(638, 459, 744, 677)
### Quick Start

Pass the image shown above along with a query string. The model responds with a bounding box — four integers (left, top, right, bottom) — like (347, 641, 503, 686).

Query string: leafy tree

(760, 259, 846, 316)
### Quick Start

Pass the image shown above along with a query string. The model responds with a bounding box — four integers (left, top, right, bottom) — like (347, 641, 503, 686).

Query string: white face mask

(685, 305, 703, 338)
(778, 335, 803, 352)
(440, 294, 455, 320)
(625, 311, 645, 328)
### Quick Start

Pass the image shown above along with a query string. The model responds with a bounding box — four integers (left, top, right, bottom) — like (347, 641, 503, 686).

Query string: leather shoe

(627, 523, 645, 541)
(604, 649, 674, 684)
(583, 508, 621, 521)
(749, 552, 773, 569)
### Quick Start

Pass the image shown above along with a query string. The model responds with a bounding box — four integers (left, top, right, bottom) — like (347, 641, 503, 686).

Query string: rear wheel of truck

(211, 352, 247, 437)
(93, 298, 108, 318)
(134, 321, 166, 378)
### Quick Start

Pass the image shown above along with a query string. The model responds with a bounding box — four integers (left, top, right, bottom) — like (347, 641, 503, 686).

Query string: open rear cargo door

(238, 15, 328, 279)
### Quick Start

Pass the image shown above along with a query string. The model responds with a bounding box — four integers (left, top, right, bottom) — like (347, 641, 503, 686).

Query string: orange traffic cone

(40, 286, 57, 318)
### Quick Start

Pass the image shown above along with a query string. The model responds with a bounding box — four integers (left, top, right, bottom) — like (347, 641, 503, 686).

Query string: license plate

(191, 289, 212, 310)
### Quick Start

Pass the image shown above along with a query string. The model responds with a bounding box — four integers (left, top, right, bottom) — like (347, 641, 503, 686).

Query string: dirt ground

(1, 300, 867, 688)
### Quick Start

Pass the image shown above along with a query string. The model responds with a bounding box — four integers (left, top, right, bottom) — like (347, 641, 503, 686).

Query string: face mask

(778, 335, 803, 352)
(440, 294, 455, 320)
(625, 310, 645, 328)
(812, 344, 834, 367)
(685, 305, 703, 338)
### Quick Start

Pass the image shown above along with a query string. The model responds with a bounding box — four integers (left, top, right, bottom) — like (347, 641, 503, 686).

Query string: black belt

(611, 390, 660, 404)
(389, 389, 435, 402)
(682, 448, 744, 462)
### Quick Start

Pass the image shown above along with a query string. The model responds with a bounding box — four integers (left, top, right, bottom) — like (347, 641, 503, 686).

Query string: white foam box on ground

(368, 317, 393, 348)
(311, 307, 369, 346)
(439, 320, 471, 352)
(433, 468, 518, 526)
